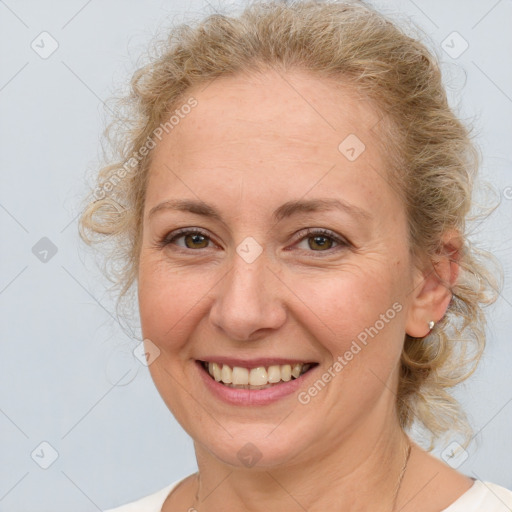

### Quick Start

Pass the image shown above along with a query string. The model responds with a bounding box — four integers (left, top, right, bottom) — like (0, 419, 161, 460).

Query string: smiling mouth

(199, 360, 318, 389)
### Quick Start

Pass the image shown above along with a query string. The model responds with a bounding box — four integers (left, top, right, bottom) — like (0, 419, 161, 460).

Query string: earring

(428, 320, 435, 330)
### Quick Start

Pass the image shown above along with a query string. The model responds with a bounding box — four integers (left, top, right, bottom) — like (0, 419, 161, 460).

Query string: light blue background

(0, 1, 511, 510)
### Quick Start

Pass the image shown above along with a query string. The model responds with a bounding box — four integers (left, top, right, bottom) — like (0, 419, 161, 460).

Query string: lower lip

(195, 361, 317, 406)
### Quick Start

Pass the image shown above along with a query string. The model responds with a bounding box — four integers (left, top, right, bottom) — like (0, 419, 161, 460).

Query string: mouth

(197, 360, 319, 390)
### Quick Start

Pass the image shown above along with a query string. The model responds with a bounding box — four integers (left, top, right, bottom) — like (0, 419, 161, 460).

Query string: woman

(80, 1, 512, 510)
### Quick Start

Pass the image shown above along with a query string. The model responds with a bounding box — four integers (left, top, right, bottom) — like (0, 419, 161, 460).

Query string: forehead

(146, 69, 397, 222)
(168, 69, 381, 156)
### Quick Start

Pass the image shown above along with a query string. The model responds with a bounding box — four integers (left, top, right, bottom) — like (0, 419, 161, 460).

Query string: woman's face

(137, 69, 425, 468)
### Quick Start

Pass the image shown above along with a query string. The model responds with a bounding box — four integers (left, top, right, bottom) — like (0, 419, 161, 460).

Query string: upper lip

(197, 357, 318, 369)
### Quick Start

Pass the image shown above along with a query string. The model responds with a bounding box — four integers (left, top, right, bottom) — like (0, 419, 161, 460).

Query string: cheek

(137, 255, 214, 348)
(288, 266, 407, 430)
(292, 261, 403, 342)
(138, 246, 410, 360)
(293, 261, 408, 398)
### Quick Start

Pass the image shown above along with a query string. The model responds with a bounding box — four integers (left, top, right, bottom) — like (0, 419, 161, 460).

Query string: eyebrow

(148, 198, 372, 223)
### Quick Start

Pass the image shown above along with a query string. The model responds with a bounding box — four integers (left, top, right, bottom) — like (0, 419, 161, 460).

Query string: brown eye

(183, 232, 209, 249)
(160, 229, 213, 250)
(295, 228, 347, 253)
(308, 235, 334, 251)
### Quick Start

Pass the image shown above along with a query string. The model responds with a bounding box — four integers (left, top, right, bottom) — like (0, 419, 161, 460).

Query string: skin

(137, 68, 474, 511)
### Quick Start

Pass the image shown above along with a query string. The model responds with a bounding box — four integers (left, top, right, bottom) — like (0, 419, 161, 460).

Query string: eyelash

(157, 227, 350, 255)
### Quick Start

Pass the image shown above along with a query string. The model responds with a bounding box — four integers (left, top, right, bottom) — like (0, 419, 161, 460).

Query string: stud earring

(428, 320, 435, 330)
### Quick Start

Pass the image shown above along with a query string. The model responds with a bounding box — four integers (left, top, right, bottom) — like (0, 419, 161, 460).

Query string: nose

(208, 255, 287, 342)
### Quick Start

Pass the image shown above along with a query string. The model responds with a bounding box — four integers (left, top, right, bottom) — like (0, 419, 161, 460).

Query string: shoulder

(442, 480, 512, 511)
(104, 476, 189, 512)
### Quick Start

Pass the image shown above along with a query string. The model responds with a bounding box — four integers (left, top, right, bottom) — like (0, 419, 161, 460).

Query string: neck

(191, 412, 412, 512)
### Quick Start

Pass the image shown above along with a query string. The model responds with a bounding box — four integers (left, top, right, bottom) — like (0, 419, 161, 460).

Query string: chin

(194, 421, 318, 470)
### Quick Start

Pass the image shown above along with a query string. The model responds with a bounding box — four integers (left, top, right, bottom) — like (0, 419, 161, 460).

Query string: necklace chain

(391, 440, 412, 512)
(190, 441, 413, 512)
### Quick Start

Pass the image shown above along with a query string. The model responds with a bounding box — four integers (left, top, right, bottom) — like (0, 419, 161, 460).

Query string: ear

(405, 229, 462, 338)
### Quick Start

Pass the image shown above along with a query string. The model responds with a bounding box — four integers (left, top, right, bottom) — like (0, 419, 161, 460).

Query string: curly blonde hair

(79, 0, 503, 448)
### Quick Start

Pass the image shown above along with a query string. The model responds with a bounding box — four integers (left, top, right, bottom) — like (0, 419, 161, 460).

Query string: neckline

(439, 478, 487, 512)
(158, 474, 194, 511)
(159, 475, 482, 511)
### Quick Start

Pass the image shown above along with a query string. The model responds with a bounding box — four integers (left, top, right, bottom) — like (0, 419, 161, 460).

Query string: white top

(105, 476, 512, 512)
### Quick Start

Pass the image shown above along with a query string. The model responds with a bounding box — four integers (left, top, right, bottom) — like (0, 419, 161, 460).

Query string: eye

(294, 228, 349, 253)
(157, 227, 350, 254)
(160, 228, 214, 250)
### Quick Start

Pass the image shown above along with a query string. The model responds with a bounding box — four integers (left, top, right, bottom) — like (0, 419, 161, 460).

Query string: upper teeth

(205, 362, 311, 386)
